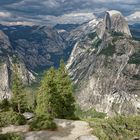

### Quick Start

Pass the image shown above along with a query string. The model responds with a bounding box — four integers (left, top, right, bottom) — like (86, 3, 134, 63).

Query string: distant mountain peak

(107, 10, 122, 16)
(96, 10, 132, 39)
(67, 10, 140, 116)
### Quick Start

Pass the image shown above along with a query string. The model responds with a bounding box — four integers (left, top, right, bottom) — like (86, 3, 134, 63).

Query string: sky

(0, 0, 140, 26)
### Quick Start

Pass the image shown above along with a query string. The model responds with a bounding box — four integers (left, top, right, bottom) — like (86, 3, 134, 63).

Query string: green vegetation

(92, 37, 102, 49)
(111, 31, 124, 37)
(0, 133, 23, 140)
(87, 31, 102, 49)
(11, 64, 28, 113)
(24, 87, 36, 112)
(132, 75, 140, 80)
(100, 43, 115, 56)
(128, 51, 140, 64)
(90, 115, 140, 140)
(35, 66, 61, 118)
(30, 59, 76, 130)
(0, 60, 76, 131)
(1, 58, 139, 140)
(0, 64, 27, 128)
(0, 99, 11, 112)
(56, 59, 76, 119)
(29, 115, 56, 131)
(75, 106, 106, 119)
(75, 105, 140, 140)
(111, 32, 125, 43)
(88, 32, 97, 39)
(92, 35, 102, 49)
(36, 59, 76, 119)
(0, 109, 26, 127)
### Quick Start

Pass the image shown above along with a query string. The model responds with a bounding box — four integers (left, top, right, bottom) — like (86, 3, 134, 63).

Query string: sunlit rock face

(0, 30, 11, 50)
(96, 10, 132, 39)
(0, 63, 11, 99)
(67, 11, 140, 116)
(0, 30, 35, 100)
(0, 58, 36, 100)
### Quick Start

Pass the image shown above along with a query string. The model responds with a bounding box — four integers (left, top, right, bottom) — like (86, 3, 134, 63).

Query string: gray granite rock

(23, 112, 35, 120)
(67, 11, 140, 116)
(76, 135, 99, 140)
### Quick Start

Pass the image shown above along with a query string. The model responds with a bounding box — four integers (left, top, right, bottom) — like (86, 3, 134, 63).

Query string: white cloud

(42, 0, 60, 8)
(126, 11, 140, 23)
(0, 0, 140, 25)
(39, 12, 96, 25)
(0, 12, 11, 18)
(90, 0, 139, 4)
(1, 21, 34, 26)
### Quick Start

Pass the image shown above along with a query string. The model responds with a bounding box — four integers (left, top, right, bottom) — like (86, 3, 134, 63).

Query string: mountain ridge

(67, 10, 140, 116)
(0, 11, 140, 116)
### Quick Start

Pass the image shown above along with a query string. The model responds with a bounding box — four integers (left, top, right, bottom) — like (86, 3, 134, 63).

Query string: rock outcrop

(1, 119, 97, 140)
(0, 62, 11, 99)
(0, 58, 36, 100)
(76, 135, 99, 140)
(67, 11, 140, 116)
(24, 119, 95, 140)
(96, 10, 132, 39)
(0, 30, 35, 100)
(0, 30, 11, 50)
(0, 24, 71, 99)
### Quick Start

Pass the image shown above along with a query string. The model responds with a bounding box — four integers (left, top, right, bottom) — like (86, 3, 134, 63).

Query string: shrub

(75, 106, 106, 119)
(100, 43, 115, 56)
(29, 115, 57, 131)
(0, 133, 23, 140)
(112, 31, 124, 37)
(88, 32, 97, 39)
(128, 51, 140, 64)
(90, 115, 140, 140)
(0, 99, 11, 112)
(92, 38, 102, 48)
(0, 110, 26, 127)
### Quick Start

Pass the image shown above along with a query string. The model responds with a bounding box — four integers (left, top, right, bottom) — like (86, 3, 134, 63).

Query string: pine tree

(56, 59, 76, 119)
(35, 67, 61, 118)
(35, 61, 76, 119)
(11, 64, 27, 114)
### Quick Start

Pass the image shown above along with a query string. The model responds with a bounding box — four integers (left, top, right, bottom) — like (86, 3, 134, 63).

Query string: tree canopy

(35, 59, 76, 119)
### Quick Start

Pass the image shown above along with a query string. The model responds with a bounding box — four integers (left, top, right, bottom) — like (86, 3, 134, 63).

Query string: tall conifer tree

(36, 61, 76, 119)
(11, 64, 27, 113)
(36, 67, 61, 118)
(56, 59, 76, 119)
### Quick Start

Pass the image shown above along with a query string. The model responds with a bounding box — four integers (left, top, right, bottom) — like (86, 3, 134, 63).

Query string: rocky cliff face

(0, 30, 35, 100)
(67, 11, 140, 116)
(0, 21, 99, 100)
(0, 22, 97, 100)
(96, 10, 132, 39)
(1, 25, 70, 71)
(0, 59, 35, 100)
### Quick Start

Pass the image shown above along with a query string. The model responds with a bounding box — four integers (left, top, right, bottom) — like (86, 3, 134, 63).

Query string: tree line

(0, 59, 76, 130)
